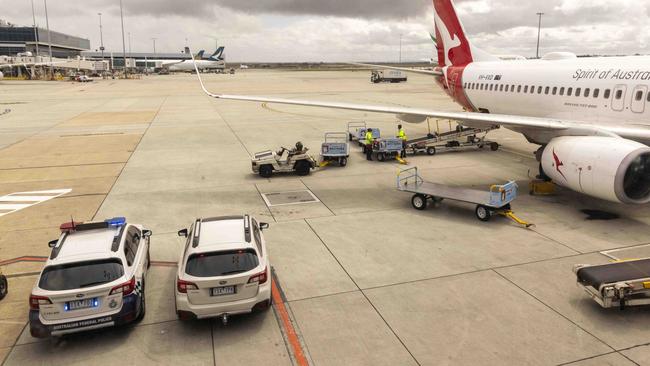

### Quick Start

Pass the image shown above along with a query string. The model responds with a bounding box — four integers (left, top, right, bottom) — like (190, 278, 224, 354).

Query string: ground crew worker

(397, 124, 407, 158)
(365, 128, 374, 160)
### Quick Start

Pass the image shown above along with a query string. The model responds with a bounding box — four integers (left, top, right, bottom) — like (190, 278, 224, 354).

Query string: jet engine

(541, 136, 650, 204)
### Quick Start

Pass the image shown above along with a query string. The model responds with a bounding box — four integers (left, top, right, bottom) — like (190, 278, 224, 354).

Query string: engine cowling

(541, 136, 650, 204)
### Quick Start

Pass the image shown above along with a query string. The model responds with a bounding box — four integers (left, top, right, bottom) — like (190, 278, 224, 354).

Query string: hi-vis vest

(398, 129, 407, 141)
(365, 131, 374, 144)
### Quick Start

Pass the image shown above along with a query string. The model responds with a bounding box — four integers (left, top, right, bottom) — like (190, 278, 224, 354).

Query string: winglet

(187, 47, 221, 98)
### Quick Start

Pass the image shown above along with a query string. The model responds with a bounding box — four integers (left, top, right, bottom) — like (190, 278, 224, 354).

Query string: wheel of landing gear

(426, 147, 436, 156)
(475, 205, 492, 221)
(411, 194, 428, 210)
(490, 142, 499, 151)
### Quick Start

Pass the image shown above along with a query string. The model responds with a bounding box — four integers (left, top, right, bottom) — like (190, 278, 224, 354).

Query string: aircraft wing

(187, 48, 650, 142)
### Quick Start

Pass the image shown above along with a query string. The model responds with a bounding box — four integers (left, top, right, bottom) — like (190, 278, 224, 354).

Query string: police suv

(29, 217, 151, 338)
(175, 215, 271, 323)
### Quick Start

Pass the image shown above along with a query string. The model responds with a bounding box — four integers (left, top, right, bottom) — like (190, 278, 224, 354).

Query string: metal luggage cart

(405, 120, 500, 156)
(320, 132, 350, 167)
(574, 258, 650, 309)
(347, 121, 380, 146)
(372, 138, 406, 162)
(396, 167, 532, 226)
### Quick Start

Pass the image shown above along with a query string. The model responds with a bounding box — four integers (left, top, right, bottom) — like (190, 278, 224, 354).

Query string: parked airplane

(189, 0, 650, 205)
(167, 48, 226, 72)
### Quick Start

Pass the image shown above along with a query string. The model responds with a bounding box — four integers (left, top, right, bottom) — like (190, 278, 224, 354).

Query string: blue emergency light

(105, 217, 126, 227)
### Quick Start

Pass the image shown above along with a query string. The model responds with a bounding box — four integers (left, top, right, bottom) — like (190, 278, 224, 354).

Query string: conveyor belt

(577, 259, 650, 289)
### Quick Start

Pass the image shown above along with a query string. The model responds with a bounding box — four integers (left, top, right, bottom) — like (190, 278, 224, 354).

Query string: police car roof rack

(191, 218, 201, 248)
(244, 214, 251, 243)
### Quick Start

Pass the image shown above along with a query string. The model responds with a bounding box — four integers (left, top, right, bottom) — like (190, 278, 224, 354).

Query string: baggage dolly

(574, 258, 650, 309)
(347, 121, 380, 146)
(396, 167, 532, 226)
(320, 132, 350, 167)
(405, 120, 500, 156)
(371, 138, 407, 164)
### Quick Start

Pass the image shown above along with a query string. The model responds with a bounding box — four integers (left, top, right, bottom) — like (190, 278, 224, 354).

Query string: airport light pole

(151, 38, 157, 56)
(399, 33, 403, 63)
(43, 0, 53, 78)
(98, 13, 105, 60)
(536, 12, 544, 59)
(30, 0, 39, 59)
(128, 32, 132, 56)
(119, 0, 128, 77)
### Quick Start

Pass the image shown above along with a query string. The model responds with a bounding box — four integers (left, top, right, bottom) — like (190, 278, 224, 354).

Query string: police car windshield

(186, 249, 258, 277)
(39, 259, 124, 291)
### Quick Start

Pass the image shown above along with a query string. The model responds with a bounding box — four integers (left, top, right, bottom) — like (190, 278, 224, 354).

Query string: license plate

(210, 286, 235, 296)
(66, 298, 97, 311)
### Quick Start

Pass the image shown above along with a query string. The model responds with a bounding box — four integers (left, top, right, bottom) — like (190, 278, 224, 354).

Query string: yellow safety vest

(398, 129, 407, 141)
(365, 131, 374, 144)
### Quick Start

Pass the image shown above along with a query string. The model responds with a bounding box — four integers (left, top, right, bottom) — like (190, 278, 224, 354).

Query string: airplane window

(511, 85, 516, 92)
(545, 87, 550, 95)
(489, 84, 494, 91)
(537, 86, 542, 94)
(530, 85, 535, 94)
(499, 85, 504, 92)
(505, 85, 509, 92)
(552, 87, 557, 95)
(517, 85, 522, 93)
(524, 86, 528, 93)
(567, 87, 573, 96)
(604, 89, 611, 99)
(635, 90, 643, 101)
(559, 87, 565, 96)
(647, 93, 650, 102)
(593, 89, 599, 98)
(584, 88, 590, 97)
(616, 90, 623, 99)
(576, 88, 581, 97)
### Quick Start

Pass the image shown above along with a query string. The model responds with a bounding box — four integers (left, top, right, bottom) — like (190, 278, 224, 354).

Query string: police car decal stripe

(0, 189, 71, 217)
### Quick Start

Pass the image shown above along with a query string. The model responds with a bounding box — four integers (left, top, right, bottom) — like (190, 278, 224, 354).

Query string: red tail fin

(433, 0, 497, 66)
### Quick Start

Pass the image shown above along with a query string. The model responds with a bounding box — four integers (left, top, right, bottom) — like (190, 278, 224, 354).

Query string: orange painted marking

(272, 278, 309, 366)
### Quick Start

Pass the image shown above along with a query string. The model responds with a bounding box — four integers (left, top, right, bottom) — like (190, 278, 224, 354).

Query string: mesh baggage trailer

(396, 167, 532, 226)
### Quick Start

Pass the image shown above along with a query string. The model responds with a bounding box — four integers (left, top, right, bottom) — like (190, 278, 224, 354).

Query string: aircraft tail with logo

(209, 47, 225, 61)
(433, 0, 498, 67)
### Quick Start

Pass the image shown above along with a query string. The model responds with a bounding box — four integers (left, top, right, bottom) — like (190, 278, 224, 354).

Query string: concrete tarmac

(1, 70, 650, 365)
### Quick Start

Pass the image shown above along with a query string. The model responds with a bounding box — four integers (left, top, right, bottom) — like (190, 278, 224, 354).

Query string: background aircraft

(188, 0, 650, 205)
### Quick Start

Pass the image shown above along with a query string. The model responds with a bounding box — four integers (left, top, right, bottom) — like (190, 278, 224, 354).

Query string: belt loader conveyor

(405, 125, 501, 156)
(396, 167, 533, 227)
(574, 258, 650, 309)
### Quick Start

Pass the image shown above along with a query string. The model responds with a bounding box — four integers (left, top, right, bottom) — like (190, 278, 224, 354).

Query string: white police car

(29, 217, 151, 338)
(175, 215, 271, 323)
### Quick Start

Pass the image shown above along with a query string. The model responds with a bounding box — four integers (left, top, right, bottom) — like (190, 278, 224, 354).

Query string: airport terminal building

(0, 20, 90, 58)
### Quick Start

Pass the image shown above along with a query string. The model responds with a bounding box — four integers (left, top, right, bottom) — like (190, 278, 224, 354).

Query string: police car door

(124, 226, 146, 292)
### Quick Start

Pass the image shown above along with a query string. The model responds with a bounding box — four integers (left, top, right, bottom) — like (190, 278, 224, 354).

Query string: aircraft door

(631, 85, 647, 113)
(611, 84, 627, 112)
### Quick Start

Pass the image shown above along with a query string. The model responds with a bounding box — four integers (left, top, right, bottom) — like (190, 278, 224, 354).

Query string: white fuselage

(169, 59, 225, 72)
(455, 55, 650, 143)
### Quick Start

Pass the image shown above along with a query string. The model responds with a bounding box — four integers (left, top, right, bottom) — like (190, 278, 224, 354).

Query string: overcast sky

(2, 0, 648, 62)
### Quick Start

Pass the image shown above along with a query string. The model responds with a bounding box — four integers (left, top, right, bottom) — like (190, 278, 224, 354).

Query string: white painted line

(261, 190, 321, 207)
(601, 243, 650, 261)
(0, 188, 71, 217)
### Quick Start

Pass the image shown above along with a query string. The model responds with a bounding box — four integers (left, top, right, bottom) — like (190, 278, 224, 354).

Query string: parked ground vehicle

(175, 215, 272, 324)
(0, 269, 7, 300)
(251, 142, 318, 178)
(320, 132, 350, 167)
(74, 75, 92, 82)
(369, 138, 405, 162)
(371, 69, 407, 83)
(29, 217, 152, 338)
(347, 121, 381, 145)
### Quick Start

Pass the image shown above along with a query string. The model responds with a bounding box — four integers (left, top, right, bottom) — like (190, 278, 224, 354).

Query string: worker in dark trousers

(365, 128, 374, 161)
(397, 124, 407, 158)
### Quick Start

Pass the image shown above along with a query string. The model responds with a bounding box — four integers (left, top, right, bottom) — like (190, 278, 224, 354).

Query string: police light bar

(105, 217, 126, 227)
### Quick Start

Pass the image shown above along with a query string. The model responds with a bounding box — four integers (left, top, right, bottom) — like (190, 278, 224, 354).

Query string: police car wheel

(411, 194, 428, 210)
(475, 205, 492, 222)
(0, 275, 7, 300)
(427, 147, 436, 156)
(136, 279, 146, 322)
